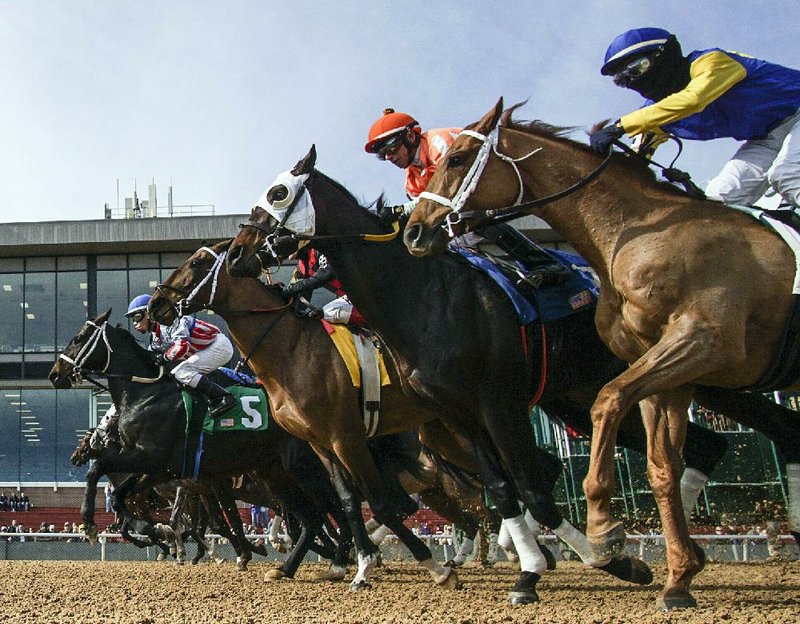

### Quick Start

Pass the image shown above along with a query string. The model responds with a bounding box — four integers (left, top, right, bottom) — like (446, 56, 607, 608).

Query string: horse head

(70, 429, 99, 466)
(404, 97, 511, 256)
(49, 309, 114, 388)
(228, 144, 394, 276)
(149, 239, 233, 325)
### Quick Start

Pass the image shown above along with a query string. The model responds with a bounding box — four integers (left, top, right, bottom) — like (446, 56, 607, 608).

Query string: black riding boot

(194, 375, 237, 417)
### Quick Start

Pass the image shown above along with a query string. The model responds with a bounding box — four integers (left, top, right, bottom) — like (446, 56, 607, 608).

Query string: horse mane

(314, 169, 388, 215)
(491, 103, 692, 198)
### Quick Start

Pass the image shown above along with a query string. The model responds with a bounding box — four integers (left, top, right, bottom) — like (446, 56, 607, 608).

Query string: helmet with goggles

(126, 294, 151, 318)
(601, 27, 673, 78)
(365, 108, 419, 155)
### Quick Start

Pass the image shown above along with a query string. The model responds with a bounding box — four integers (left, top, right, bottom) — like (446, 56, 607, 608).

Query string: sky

(1, 1, 798, 223)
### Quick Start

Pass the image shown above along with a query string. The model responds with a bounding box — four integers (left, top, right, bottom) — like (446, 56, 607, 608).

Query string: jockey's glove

(589, 122, 625, 155)
(378, 203, 407, 225)
(152, 352, 166, 368)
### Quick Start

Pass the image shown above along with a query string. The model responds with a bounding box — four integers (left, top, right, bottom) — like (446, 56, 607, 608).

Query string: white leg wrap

(364, 518, 381, 533)
(680, 467, 708, 525)
(269, 516, 282, 541)
(369, 524, 391, 546)
(523, 509, 541, 538)
(497, 519, 514, 550)
(352, 552, 377, 585)
(504, 514, 547, 575)
(452, 536, 474, 566)
(787, 463, 800, 532)
(553, 519, 605, 566)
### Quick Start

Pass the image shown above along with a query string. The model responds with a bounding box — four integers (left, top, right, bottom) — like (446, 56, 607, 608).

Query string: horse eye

(268, 185, 289, 204)
(447, 154, 465, 168)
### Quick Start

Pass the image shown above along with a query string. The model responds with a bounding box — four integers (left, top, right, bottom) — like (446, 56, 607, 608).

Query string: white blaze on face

(255, 171, 315, 236)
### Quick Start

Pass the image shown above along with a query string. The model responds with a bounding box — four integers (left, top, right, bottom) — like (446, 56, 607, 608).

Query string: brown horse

(149, 240, 507, 592)
(403, 98, 800, 609)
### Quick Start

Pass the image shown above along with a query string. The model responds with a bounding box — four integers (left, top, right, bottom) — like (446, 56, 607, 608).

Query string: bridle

(154, 246, 227, 318)
(418, 123, 614, 237)
(239, 170, 401, 266)
(58, 319, 165, 386)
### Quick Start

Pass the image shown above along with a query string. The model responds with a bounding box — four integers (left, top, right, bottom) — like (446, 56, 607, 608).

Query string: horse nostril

(403, 223, 421, 247)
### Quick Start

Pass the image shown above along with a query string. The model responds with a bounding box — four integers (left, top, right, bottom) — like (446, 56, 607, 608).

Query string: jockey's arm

(620, 50, 747, 137)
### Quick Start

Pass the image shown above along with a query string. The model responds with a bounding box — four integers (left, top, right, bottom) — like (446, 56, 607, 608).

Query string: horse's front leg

(81, 461, 104, 543)
(640, 392, 705, 611)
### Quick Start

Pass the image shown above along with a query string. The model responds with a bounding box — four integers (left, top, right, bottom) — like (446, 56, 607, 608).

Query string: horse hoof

(508, 590, 539, 605)
(597, 556, 653, 585)
(438, 569, 463, 590)
(656, 593, 697, 611)
(588, 523, 627, 561)
(791, 530, 800, 549)
(313, 567, 347, 582)
(443, 559, 458, 568)
(349, 580, 372, 592)
(264, 568, 288, 582)
(85, 525, 98, 546)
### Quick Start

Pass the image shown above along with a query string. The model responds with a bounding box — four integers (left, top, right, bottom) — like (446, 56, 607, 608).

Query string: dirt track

(0, 559, 797, 624)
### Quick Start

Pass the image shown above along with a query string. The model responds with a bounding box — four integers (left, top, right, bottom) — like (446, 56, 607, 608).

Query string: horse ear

(291, 145, 317, 176)
(476, 98, 504, 134)
(97, 309, 112, 324)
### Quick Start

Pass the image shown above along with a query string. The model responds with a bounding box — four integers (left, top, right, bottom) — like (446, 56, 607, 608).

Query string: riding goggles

(130, 311, 146, 323)
(613, 55, 653, 87)
(375, 135, 404, 160)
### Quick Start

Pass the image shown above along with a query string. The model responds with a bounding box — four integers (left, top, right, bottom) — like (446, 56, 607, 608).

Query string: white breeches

(171, 333, 234, 386)
(706, 108, 800, 208)
(323, 296, 354, 324)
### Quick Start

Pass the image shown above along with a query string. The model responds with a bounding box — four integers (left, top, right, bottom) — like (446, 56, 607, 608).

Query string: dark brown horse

(223, 151, 682, 604)
(403, 98, 800, 609)
(149, 241, 516, 592)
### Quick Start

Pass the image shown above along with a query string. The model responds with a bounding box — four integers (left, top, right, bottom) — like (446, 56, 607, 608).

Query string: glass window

(97, 270, 130, 326)
(58, 256, 87, 271)
(161, 252, 189, 268)
(128, 254, 159, 269)
(97, 255, 127, 270)
(56, 271, 89, 350)
(24, 272, 56, 352)
(17, 389, 56, 482)
(0, 391, 21, 482)
(56, 389, 91, 483)
(0, 258, 23, 272)
(26, 257, 55, 272)
(0, 274, 24, 353)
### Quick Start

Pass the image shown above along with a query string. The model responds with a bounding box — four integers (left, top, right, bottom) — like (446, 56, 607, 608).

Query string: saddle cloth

(181, 386, 270, 435)
(321, 321, 391, 387)
(454, 246, 598, 325)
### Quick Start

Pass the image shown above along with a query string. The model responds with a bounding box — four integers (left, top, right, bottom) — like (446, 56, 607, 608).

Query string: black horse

(227, 147, 800, 601)
(50, 310, 352, 579)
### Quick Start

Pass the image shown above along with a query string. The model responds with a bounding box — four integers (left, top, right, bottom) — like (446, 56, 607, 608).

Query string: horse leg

(330, 440, 460, 590)
(640, 392, 705, 611)
(417, 487, 479, 567)
(81, 461, 104, 543)
(213, 482, 254, 571)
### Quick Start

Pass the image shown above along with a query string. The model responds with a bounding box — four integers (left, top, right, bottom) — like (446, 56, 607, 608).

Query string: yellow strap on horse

(324, 322, 390, 387)
(361, 219, 400, 242)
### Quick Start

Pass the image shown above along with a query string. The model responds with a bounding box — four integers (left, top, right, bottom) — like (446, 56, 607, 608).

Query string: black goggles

(375, 135, 404, 160)
(130, 311, 146, 323)
(613, 55, 653, 87)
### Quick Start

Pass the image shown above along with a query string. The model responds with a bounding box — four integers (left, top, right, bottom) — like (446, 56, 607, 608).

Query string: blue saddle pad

(455, 247, 598, 325)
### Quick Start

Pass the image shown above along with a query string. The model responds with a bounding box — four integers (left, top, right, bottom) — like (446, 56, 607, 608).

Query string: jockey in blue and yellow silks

(590, 27, 800, 209)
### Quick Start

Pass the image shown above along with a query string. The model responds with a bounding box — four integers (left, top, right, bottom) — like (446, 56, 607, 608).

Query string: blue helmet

(601, 27, 673, 76)
(126, 294, 151, 317)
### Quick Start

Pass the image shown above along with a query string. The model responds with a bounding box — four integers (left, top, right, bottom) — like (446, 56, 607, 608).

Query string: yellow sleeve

(619, 51, 747, 136)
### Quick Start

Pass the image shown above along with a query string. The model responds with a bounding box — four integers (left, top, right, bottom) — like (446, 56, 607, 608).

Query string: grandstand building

(0, 211, 789, 526)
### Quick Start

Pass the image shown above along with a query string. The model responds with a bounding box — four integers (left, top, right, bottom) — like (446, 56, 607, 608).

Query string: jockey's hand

(281, 282, 302, 298)
(152, 352, 166, 368)
(589, 122, 625, 155)
(378, 204, 406, 225)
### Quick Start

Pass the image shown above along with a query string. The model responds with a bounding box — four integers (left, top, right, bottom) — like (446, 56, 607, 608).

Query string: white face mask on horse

(255, 171, 316, 237)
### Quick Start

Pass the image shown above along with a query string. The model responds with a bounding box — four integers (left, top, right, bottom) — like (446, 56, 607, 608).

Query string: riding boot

(193, 375, 237, 417)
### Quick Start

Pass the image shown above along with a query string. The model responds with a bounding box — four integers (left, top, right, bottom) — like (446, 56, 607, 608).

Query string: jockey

(590, 27, 800, 209)
(365, 108, 461, 221)
(282, 248, 366, 326)
(125, 294, 237, 417)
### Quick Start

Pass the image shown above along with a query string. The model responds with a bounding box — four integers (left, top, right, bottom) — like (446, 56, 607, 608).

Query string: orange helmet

(365, 108, 419, 153)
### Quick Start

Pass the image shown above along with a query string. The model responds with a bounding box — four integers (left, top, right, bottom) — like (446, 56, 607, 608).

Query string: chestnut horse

(403, 98, 800, 609)
(149, 241, 511, 593)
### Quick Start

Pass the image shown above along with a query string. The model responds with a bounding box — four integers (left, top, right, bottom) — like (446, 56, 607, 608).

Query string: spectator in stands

(0, 492, 7, 511)
(10, 492, 19, 511)
(19, 492, 30, 511)
(104, 483, 113, 513)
